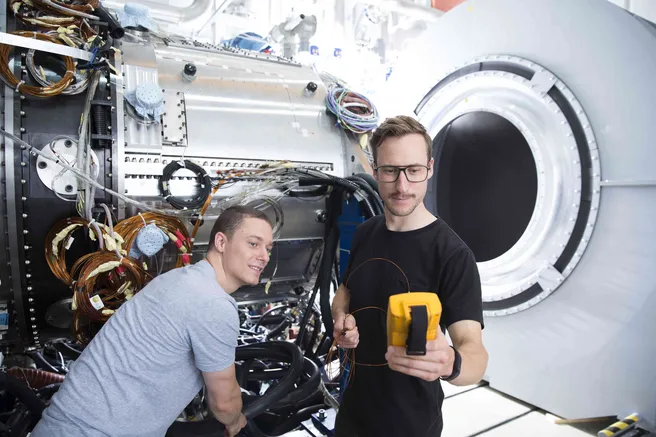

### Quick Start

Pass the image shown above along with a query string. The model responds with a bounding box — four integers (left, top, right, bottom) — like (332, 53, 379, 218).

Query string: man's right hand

(224, 413, 247, 437)
(333, 313, 359, 349)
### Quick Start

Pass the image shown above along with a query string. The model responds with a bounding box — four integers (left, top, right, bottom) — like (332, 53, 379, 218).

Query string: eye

(249, 242, 258, 247)
(383, 168, 396, 175)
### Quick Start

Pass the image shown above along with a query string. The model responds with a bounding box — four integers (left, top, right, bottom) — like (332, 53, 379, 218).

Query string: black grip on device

(406, 305, 428, 356)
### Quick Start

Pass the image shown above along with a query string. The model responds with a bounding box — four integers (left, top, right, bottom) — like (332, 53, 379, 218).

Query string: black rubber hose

(294, 282, 320, 347)
(265, 316, 291, 340)
(26, 351, 60, 374)
(0, 372, 46, 418)
(318, 189, 343, 337)
(167, 342, 303, 437)
(347, 175, 383, 215)
(159, 160, 212, 210)
(268, 357, 320, 407)
(287, 185, 329, 198)
(269, 404, 326, 436)
(253, 305, 287, 331)
(92, 104, 109, 148)
(298, 176, 359, 193)
(355, 172, 379, 193)
(93, 5, 125, 39)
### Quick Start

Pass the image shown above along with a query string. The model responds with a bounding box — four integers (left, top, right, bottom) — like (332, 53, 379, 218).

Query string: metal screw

(22, 230, 28, 234)
(26, 273, 31, 278)
(27, 286, 32, 291)
(20, 111, 25, 116)
(22, 214, 27, 218)
(20, 128, 25, 133)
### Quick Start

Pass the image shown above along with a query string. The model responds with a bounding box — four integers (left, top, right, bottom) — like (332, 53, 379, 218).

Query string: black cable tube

(294, 282, 320, 348)
(93, 5, 125, 39)
(0, 372, 46, 418)
(26, 351, 61, 374)
(347, 175, 384, 215)
(298, 176, 359, 194)
(318, 188, 343, 337)
(167, 342, 303, 437)
(253, 305, 287, 331)
(269, 404, 326, 436)
(159, 160, 212, 210)
(265, 316, 291, 340)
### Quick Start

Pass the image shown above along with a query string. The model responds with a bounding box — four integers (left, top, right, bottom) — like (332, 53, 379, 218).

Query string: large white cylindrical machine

(381, 0, 656, 429)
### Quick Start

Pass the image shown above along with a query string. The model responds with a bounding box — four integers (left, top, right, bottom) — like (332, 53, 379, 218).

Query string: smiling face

(214, 217, 273, 288)
(374, 133, 434, 217)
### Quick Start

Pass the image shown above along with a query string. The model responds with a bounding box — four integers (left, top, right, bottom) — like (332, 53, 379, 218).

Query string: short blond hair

(370, 115, 432, 164)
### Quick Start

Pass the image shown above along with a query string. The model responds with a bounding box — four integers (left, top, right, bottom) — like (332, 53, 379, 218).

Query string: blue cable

(325, 86, 379, 134)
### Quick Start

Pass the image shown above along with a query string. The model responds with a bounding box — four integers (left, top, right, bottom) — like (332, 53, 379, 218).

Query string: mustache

(389, 193, 415, 199)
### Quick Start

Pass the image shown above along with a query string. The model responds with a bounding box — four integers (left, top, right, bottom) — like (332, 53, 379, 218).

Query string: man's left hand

(385, 330, 454, 382)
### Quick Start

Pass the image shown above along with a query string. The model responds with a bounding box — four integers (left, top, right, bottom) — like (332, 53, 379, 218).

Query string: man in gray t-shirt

(31, 206, 274, 437)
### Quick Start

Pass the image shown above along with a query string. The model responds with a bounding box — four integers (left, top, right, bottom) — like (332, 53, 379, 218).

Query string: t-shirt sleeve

(438, 247, 485, 330)
(187, 298, 239, 373)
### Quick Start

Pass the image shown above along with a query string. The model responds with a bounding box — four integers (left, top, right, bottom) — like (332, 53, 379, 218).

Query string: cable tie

(15, 80, 25, 92)
(138, 213, 147, 226)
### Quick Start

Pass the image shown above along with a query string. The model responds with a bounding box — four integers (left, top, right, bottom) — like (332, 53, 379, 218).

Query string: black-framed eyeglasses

(374, 165, 430, 183)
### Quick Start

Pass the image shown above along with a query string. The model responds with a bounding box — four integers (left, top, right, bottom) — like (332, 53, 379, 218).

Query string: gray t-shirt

(31, 260, 238, 437)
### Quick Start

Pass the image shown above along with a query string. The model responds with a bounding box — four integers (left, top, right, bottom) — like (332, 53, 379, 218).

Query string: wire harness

(325, 86, 379, 134)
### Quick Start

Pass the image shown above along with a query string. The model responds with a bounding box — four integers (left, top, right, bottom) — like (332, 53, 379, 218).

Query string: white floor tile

(442, 387, 531, 437)
(478, 411, 594, 437)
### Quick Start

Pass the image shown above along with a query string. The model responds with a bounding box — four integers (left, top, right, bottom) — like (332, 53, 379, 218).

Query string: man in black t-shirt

(331, 115, 488, 437)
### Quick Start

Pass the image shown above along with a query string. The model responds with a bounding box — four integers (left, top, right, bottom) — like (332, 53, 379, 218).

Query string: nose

(260, 246, 270, 263)
(395, 171, 410, 192)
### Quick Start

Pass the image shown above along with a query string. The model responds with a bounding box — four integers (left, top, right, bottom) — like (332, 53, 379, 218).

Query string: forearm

(331, 285, 350, 319)
(449, 342, 488, 386)
(209, 380, 243, 426)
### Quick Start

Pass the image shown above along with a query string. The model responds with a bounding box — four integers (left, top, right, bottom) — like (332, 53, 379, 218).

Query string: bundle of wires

(26, 32, 91, 95)
(70, 251, 149, 324)
(9, 0, 99, 40)
(159, 160, 212, 210)
(114, 212, 193, 268)
(45, 216, 107, 286)
(0, 31, 75, 98)
(325, 86, 379, 134)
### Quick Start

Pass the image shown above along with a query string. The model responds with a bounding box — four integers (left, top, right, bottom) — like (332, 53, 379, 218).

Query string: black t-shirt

(338, 215, 484, 437)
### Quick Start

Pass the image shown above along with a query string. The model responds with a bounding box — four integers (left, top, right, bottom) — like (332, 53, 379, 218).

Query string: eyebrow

(377, 163, 425, 167)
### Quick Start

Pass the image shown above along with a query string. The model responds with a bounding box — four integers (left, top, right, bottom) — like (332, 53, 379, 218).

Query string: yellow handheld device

(387, 292, 442, 356)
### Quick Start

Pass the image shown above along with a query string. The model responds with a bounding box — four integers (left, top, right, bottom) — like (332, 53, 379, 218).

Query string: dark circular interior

(426, 111, 538, 262)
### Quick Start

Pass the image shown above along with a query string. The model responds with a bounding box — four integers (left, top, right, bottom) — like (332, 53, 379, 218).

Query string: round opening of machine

(432, 111, 538, 262)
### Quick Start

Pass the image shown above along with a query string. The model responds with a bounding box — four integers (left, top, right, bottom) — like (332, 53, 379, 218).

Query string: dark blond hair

(370, 115, 432, 164)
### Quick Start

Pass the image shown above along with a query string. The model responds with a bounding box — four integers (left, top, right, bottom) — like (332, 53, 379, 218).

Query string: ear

(214, 232, 228, 253)
(372, 166, 379, 181)
(427, 158, 435, 179)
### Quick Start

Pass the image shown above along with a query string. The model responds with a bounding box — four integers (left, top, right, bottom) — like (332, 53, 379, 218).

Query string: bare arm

(331, 284, 350, 320)
(446, 320, 488, 386)
(202, 364, 243, 427)
(331, 284, 359, 348)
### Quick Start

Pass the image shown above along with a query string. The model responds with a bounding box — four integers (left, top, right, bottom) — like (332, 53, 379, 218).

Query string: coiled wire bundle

(114, 212, 193, 268)
(0, 31, 75, 98)
(325, 86, 379, 134)
(45, 216, 108, 286)
(159, 160, 212, 210)
(70, 251, 149, 323)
